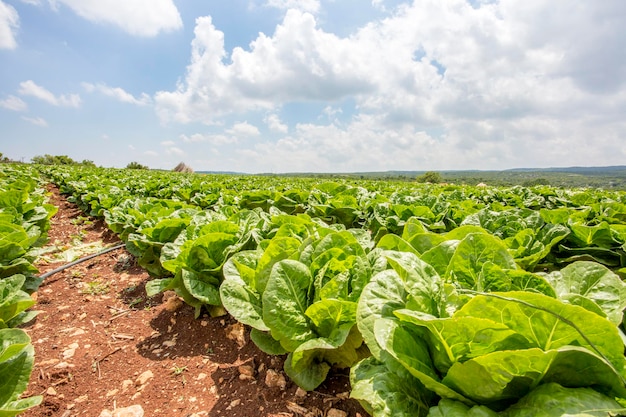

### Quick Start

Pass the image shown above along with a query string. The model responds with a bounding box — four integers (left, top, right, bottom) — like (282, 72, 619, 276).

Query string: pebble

(225, 323, 246, 348)
(121, 380, 134, 392)
(264, 369, 286, 390)
(135, 370, 154, 386)
(327, 409, 347, 417)
(238, 365, 255, 381)
(99, 405, 144, 417)
(46, 387, 58, 396)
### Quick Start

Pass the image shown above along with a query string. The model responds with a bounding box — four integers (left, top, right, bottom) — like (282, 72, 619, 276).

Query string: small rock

(100, 405, 144, 417)
(46, 387, 58, 396)
(295, 387, 307, 398)
(327, 409, 347, 417)
(54, 361, 74, 369)
(226, 399, 241, 410)
(135, 370, 154, 386)
(225, 322, 246, 348)
(238, 365, 255, 381)
(62, 348, 76, 360)
(39, 358, 60, 367)
(74, 395, 88, 403)
(196, 373, 207, 381)
(265, 369, 286, 390)
(121, 379, 134, 392)
(162, 339, 177, 348)
(106, 389, 119, 397)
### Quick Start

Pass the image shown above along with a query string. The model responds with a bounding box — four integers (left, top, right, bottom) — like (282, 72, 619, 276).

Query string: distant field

(240, 166, 626, 189)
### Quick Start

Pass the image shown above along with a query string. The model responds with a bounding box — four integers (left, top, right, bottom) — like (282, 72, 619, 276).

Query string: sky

(1, 0, 625, 173)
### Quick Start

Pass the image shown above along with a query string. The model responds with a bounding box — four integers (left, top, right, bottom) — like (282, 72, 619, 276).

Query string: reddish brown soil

(21, 186, 368, 417)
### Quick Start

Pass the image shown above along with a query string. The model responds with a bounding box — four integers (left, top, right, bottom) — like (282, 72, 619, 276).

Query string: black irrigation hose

(39, 243, 127, 280)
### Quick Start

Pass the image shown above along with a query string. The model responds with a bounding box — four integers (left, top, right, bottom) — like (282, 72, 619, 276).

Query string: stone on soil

(99, 405, 144, 417)
(265, 369, 287, 390)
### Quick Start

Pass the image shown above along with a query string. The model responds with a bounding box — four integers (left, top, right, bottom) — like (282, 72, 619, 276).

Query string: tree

(522, 178, 550, 187)
(126, 161, 149, 170)
(416, 171, 443, 184)
(31, 154, 77, 165)
(80, 160, 97, 167)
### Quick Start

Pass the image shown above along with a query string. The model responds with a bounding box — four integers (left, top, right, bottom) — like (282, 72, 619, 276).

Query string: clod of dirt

(164, 296, 183, 312)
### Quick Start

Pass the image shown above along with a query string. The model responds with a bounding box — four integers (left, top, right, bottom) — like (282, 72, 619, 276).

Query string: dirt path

(21, 185, 367, 417)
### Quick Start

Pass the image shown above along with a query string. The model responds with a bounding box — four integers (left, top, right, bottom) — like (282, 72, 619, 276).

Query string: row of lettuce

(38, 165, 626, 416)
(1, 165, 57, 415)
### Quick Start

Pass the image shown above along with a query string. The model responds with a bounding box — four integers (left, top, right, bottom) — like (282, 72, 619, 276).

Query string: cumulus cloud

(21, 116, 48, 127)
(82, 83, 151, 106)
(165, 146, 185, 156)
(263, 0, 320, 13)
(227, 121, 260, 137)
(156, 0, 626, 171)
(155, 11, 373, 123)
(0, 95, 27, 111)
(0, 1, 19, 49)
(19, 80, 81, 107)
(50, 0, 182, 37)
(264, 114, 288, 133)
(180, 133, 237, 146)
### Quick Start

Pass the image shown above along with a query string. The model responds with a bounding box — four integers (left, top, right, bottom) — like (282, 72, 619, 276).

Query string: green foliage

(33, 164, 626, 413)
(0, 275, 38, 328)
(125, 161, 149, 170)
(0, 328, 42, 416)
(416, 171, 443, 184)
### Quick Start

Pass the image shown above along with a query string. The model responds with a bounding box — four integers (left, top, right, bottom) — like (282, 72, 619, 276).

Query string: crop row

(0, 164, 58, 415)
(38, 165, 626, 416)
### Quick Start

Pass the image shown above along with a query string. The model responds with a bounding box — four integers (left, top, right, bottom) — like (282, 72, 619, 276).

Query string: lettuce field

(3, 163, 626, 416)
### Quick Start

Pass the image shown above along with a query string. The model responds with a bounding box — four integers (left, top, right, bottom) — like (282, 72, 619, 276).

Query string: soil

(21, 185, 369, 417)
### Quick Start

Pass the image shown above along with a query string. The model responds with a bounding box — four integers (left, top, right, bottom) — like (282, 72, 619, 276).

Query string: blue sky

(1, 0, 625, 173)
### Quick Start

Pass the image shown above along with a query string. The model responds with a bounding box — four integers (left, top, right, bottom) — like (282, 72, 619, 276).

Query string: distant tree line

(31, 154, 96, 167)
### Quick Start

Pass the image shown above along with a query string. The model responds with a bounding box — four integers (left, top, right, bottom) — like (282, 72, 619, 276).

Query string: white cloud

(21, 116, 48, 127)
(227, 121, 260, 137)
(264, 114, 288, 133)
(155, 11, 373, 123)
(19, 80, 81, 107)
(0, 1, 19, 49)
(166, 146, 184, 156)
(160, 140, 175, 146)
(144, 150, 158, 157)
(180, 133, 237, 146)
(20, 0, 41, 5)
(82, 82, 151, 106)
(263, 0, 320, 13)
(0, 95, 27, 111)
(50, 0, 182, 37)
(156, 1, 626, 171)
(128, 144, 136, 150)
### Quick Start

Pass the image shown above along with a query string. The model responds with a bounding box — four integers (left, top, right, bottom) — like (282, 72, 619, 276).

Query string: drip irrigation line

(39, 243, 126, 280)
